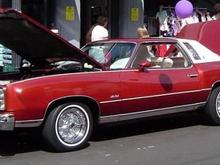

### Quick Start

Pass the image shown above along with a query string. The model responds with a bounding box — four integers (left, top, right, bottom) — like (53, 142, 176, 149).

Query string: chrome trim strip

(15, 119, 43, 128)
(14, 102, 206, 126)
(100, 88, 210, 104)
(99, 102, 205, 124)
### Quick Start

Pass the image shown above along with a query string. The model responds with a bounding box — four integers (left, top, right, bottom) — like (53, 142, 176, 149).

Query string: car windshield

(82, 42, 136, 70)
(81, 43, 114, 64)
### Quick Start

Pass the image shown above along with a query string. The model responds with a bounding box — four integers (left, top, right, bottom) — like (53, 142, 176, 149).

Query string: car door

(117, 42, 209, 117)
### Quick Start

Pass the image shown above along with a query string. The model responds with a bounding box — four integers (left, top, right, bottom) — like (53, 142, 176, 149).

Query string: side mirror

(138, 60, 152, 72)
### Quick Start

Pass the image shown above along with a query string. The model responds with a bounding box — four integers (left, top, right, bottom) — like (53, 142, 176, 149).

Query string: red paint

(1, 8, 220, 128)
(177, 20, 220, 55)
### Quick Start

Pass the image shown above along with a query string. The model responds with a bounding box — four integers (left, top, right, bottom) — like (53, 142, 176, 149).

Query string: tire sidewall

(205, 87, 220, 125)
(43, 102, 93, 152)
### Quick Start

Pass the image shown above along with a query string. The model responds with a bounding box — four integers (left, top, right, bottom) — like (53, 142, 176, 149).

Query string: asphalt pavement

(1, 111, 220, 165)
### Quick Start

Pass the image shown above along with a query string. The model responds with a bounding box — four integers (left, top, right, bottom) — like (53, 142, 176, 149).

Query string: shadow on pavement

(91, 111, 205, 141)
(0, 111, 206, 156)
(0, 128, 47, 157)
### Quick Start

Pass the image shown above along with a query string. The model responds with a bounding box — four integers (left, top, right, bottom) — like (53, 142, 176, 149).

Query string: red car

(1, 9, 220, 152)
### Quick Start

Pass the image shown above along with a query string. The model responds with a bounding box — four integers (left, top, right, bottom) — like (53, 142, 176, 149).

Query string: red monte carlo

(1, 9, 220, 152)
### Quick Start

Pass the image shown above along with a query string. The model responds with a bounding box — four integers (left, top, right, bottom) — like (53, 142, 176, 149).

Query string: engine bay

(0, 57, 101, 82)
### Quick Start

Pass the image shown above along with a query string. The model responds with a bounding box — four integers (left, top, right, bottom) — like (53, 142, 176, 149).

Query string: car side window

(131, 44, 154, 68)
(184, 43, 201, 60)
(131, 43, 189, 69)
(166, 45, 190, 68)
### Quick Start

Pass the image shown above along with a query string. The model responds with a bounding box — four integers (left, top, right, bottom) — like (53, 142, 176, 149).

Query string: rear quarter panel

(195, 62, 220, 89)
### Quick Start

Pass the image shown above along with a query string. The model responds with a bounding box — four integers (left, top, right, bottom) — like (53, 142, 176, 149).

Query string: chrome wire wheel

(55, 105, 90, 147)
(216, 92, 220, 118)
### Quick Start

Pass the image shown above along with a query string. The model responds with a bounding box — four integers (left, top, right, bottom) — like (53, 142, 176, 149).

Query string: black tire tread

(204, 87, 220, 125)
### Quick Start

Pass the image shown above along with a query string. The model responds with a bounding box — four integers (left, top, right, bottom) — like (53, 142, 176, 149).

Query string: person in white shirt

(91, 16, 109, 42)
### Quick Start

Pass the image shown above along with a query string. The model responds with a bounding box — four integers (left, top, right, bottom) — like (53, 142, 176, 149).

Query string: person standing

(91, 16, 109, 42)
(137, 25, 150, 38)
(85, 24, 95, 43)
(212, 3, 220, 20)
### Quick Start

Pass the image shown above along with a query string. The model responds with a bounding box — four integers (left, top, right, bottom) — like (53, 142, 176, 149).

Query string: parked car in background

(1, 9, 220, 152)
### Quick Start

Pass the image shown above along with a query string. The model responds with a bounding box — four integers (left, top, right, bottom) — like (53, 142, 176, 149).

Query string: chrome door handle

(187, 74, 198, 78)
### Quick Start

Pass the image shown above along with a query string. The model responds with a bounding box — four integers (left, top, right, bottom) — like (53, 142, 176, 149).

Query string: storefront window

(0, 44, 20, 72)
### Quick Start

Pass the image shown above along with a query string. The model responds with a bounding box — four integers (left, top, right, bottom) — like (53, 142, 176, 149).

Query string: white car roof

(176, 38, 220, 64)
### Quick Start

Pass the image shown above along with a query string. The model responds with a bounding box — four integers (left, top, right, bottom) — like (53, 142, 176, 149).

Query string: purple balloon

(175, 0, 193, 18)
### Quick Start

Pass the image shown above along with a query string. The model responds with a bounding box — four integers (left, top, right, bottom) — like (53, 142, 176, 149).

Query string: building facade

(0, 0, 218, 47)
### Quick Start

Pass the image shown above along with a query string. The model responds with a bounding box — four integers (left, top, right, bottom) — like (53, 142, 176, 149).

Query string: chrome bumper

(0, 113, 15, 131)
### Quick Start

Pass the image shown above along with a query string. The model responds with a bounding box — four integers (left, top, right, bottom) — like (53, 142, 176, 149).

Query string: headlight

(0, 88, 5, 111)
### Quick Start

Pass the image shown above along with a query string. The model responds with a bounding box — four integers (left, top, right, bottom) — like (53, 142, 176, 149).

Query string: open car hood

(0, 9, 102, 69)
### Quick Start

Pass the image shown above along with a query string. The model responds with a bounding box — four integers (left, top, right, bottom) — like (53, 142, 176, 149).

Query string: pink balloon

(175, 0, 193, 18)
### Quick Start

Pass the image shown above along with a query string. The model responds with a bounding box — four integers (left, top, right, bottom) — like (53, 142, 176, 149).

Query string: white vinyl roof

(177, 38, 220, 64)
